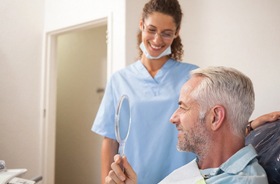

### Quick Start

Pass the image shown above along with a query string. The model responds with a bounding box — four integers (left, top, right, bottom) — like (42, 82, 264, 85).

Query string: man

(106, 66, 268, 184)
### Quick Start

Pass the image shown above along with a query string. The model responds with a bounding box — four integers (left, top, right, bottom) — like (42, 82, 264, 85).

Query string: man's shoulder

(206, 145, 268, 184)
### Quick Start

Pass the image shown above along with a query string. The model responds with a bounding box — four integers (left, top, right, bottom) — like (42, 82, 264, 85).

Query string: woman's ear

(210, 105, 225, 131)
(139, 19, 144, 31)
(174, 27, 180, 38)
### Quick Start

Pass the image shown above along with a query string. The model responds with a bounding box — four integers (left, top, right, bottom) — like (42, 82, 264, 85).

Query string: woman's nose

(152, 32, 164, 43)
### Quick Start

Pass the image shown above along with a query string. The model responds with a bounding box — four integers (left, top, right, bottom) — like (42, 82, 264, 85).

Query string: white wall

(180, 0, 280, 118)
(125, 1, 146, 63)
(0, 0, 45, 180)
(125, 0, 280, 119)
(44, 0, 127, 73)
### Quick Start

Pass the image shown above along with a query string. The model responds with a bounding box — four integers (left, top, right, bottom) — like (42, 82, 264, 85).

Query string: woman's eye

(162, 32, 173, 38)
(148, 28, 156, 33)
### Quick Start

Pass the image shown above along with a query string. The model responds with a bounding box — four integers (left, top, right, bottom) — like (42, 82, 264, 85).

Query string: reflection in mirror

(115, 95, 131, 156)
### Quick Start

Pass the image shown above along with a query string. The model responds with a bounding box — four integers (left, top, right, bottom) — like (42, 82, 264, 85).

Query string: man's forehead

(180, 84, 190, 95)
(179, 77, 201, 103)
(180, 79, 195, 95)
(179, 83, 193, 103)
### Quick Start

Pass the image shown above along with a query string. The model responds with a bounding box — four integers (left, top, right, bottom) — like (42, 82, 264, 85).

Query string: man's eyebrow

(178, 101, 189, 108)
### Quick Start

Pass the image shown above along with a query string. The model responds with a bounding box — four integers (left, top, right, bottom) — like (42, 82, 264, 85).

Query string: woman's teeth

(151, 44, 162, 50)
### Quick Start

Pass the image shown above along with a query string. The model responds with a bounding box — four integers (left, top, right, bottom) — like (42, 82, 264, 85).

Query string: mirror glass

(115, 95, 131, 156)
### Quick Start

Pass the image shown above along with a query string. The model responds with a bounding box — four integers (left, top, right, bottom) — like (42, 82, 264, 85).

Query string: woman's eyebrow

(147, 24, 175, 32)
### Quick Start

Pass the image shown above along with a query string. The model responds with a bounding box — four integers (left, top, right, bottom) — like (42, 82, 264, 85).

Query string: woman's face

(140, 12, 178, 58)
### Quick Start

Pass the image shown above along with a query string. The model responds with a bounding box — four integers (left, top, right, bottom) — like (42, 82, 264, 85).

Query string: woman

(92, 0, 280, 183)
(93, 1, 197, 183)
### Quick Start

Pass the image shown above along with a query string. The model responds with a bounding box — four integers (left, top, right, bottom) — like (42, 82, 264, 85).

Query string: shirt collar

(200, 144, 258, 178)
(219, 144, 257, 174)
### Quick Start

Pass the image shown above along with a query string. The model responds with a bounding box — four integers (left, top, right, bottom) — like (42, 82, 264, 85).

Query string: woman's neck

(141, 56, 169, 77)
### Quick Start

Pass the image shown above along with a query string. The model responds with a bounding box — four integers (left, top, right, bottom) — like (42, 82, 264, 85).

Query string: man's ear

(210, 105, 225, 131)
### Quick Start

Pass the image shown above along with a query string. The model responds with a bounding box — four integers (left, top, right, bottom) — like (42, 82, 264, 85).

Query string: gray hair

(190, 66, 255, 137)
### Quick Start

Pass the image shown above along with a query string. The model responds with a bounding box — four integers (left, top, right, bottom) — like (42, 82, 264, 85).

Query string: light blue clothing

(202, 144, 268, 184)
(92, 59, 198, 184)
(160, 144, 268, 184)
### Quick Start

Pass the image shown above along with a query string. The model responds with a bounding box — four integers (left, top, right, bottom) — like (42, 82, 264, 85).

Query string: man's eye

(178, 107, 186, 112)
(180, 106, 191, 112)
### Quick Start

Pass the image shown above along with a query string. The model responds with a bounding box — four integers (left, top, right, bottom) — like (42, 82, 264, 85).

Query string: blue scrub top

(92, 59, 198, 184)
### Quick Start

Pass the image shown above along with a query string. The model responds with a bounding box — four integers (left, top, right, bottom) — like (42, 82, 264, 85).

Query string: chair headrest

(245, 119, 280, 184)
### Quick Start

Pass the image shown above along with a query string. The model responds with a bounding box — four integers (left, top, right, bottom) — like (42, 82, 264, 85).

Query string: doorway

(43, 18, 109, 184)
(55, 25, 106, 184)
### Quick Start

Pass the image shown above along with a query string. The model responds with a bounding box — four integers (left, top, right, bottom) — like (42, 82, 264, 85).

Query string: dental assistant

(92, 0, 197, 183)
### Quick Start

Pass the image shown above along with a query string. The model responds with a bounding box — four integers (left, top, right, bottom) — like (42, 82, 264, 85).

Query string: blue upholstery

(245, 120, 280, 184)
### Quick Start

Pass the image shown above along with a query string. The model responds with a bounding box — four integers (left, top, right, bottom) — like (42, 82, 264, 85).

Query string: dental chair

(0, 160, 42, 184)
(245, 119, 280, 184)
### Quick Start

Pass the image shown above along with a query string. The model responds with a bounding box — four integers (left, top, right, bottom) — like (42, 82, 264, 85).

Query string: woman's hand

(251, 111, 280, 129)
(105, 154, 137, 184)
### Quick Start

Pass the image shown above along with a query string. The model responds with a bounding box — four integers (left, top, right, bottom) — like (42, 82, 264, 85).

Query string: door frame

(41, 15, 112, 184)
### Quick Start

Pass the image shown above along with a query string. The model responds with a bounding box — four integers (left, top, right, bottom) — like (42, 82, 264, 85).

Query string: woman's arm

(101, 137, 119, 184)
(246, 111, 280, 135)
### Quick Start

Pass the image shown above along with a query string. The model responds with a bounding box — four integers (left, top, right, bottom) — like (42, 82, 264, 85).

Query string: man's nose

(170, 111, 178, 124)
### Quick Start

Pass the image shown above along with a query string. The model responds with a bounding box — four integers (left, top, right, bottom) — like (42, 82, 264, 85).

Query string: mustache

(176, 125, 184, 131)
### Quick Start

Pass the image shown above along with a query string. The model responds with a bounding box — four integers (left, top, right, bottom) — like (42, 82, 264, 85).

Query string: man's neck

(197, 137, 245, 169)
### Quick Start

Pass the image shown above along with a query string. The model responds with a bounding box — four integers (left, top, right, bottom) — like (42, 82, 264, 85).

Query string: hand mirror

(115, 95, 131, 156)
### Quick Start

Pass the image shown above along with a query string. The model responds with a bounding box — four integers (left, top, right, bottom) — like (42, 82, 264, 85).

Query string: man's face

(170, 76, 210, 154)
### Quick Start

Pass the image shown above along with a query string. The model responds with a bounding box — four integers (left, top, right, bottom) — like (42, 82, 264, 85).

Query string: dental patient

(105, 66, 268, 184)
